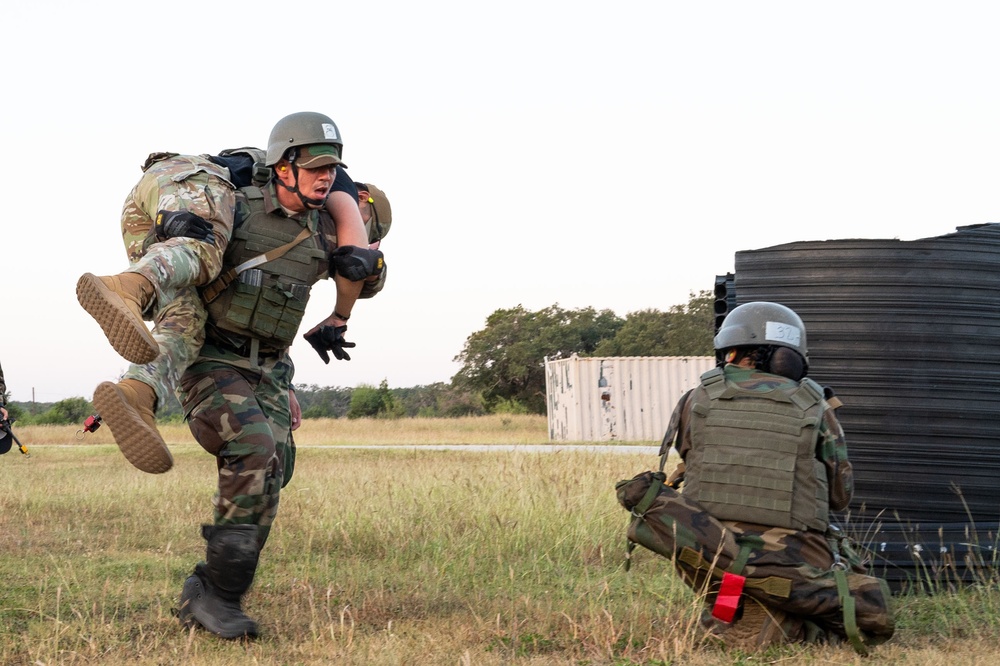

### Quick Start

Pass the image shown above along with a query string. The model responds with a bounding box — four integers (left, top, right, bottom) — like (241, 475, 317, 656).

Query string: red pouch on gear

(711, 572, 746, 623)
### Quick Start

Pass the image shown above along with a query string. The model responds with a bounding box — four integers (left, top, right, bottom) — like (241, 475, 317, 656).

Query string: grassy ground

(16, 414, 555, 448)
(2, 418, 1000, 664)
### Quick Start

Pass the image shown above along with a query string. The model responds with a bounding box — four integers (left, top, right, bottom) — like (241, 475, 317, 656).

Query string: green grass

(2, 420, 1000, 664)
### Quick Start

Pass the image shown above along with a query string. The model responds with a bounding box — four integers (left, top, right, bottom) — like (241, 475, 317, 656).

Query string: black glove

(154, 209, 214, 243)
(303, 325, 355, 363)
(330, 246, 384, 281)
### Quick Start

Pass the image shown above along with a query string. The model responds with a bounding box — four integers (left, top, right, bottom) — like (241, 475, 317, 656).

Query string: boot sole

(93, 381, 173, 474)
(77, 273, 158, 365)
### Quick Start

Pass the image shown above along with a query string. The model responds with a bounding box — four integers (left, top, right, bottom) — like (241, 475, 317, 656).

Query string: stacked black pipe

(713, 272, 736, 334)
(728, 223, 1000, 591)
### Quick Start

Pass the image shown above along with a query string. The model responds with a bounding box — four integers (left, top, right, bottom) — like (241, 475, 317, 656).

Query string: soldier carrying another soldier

(76, 112, 386, 639)
(77, 113, 381, 476)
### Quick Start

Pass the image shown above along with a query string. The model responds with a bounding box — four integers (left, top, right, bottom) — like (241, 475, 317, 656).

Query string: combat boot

(93, 379, 172, 474)
(711, 599, 802, 651)
(179, 525, 260, 639)
(76, 272, 158, 364)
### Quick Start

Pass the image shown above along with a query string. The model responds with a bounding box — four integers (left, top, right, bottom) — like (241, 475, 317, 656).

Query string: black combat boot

(178, 524, 260, 639)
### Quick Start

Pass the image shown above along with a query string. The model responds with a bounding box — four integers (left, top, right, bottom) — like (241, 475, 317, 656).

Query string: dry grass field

(2, 416, 1000, 665)
(16, 414, 554, 448)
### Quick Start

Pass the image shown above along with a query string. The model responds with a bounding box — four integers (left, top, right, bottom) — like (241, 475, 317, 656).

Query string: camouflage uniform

(179, 346, 294, 546)
(618, 364, 894, 651)
(118, 152, 237, 409)
(0, 359, 7, 405)
(118, 154, 381, 410)
(178, 178, 344, 547)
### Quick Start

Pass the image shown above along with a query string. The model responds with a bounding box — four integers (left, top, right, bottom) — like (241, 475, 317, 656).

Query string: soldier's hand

(303, 325, 355, 364)
(330, 246, 384, 281)
(154, 209, 214, 244)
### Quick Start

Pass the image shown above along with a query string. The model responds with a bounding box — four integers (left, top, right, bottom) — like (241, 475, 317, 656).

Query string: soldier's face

(276, 162, 337, 210)
(296, 165, 336, 203)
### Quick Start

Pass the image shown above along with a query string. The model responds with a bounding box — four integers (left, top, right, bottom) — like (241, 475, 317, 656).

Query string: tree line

(6, 291, 714, 424)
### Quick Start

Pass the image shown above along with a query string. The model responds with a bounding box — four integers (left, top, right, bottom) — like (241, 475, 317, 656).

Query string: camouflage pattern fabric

(121, 152, 236, 265)
(617, 471, 895, 648)
(0, 359, 7, 403)
(122, 286, 207, 409)
(359, 265, 387, 299)
(118, 153, 238, 408)
(179, 342, 296, 550)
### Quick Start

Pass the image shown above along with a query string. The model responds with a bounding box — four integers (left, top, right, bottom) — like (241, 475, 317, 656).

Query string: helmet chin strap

(275, 155, 328, 210)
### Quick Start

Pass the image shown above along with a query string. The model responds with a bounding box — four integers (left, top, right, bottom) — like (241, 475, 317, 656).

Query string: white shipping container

(545, 355, 716, 442)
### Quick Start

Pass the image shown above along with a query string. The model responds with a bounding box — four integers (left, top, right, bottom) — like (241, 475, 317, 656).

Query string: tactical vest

(205, 186, 328, 349)
(683, 368, 830, 532)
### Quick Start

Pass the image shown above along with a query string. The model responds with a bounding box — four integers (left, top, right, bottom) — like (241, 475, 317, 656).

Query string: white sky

(3, 1, 1000, 404)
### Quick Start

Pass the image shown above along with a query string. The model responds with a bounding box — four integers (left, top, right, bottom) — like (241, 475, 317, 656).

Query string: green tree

(431, 383, 485, 417)
(32, 397, 93, 425)
(347, 384, 382, 419)
(594, 290, 714, 357)
(392, 384, 441, 417)
(375, 379, 404, 419)
(453, 304, 624, 414)
(346, 380, 403, 419)
(294, 384, 353, 419)
(4, 402, 24, 422)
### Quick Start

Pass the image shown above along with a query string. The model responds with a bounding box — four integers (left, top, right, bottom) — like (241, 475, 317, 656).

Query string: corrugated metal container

(545, 355, 716, 442)
(728, 223, 1000, 590)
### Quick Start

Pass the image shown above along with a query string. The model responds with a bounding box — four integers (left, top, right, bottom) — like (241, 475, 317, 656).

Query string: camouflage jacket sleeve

(358, 264, 387, 299)
(819, 407, 853, 511)
(0, 360, 6, 404)
(662, 388, 696, 460)
(316, 212, 340, 267)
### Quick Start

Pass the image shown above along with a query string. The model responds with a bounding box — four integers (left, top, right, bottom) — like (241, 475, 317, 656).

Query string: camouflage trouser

(118, 158, 236, 409)
(179, 343, 296, 550)
(616, 471, 895, 649)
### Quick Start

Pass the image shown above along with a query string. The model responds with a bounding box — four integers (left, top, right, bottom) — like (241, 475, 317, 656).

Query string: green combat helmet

(265, 111, 346, 167)
(356, 182, 392, 243)
(714, 301, 809, 369)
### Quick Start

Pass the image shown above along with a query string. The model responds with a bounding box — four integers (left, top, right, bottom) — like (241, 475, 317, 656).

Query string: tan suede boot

(77, 272, 158, 364)
(718, 599, 798, 651)
(93, 379, 173, 474)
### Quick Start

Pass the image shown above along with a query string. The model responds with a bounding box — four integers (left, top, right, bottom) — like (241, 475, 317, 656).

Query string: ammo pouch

(224, 271, 311, 344)
(616, 470, 895, 654)
(202, 221, 320, 347)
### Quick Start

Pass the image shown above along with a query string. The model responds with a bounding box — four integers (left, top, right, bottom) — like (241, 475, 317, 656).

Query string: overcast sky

(3, 1, 999, 404)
